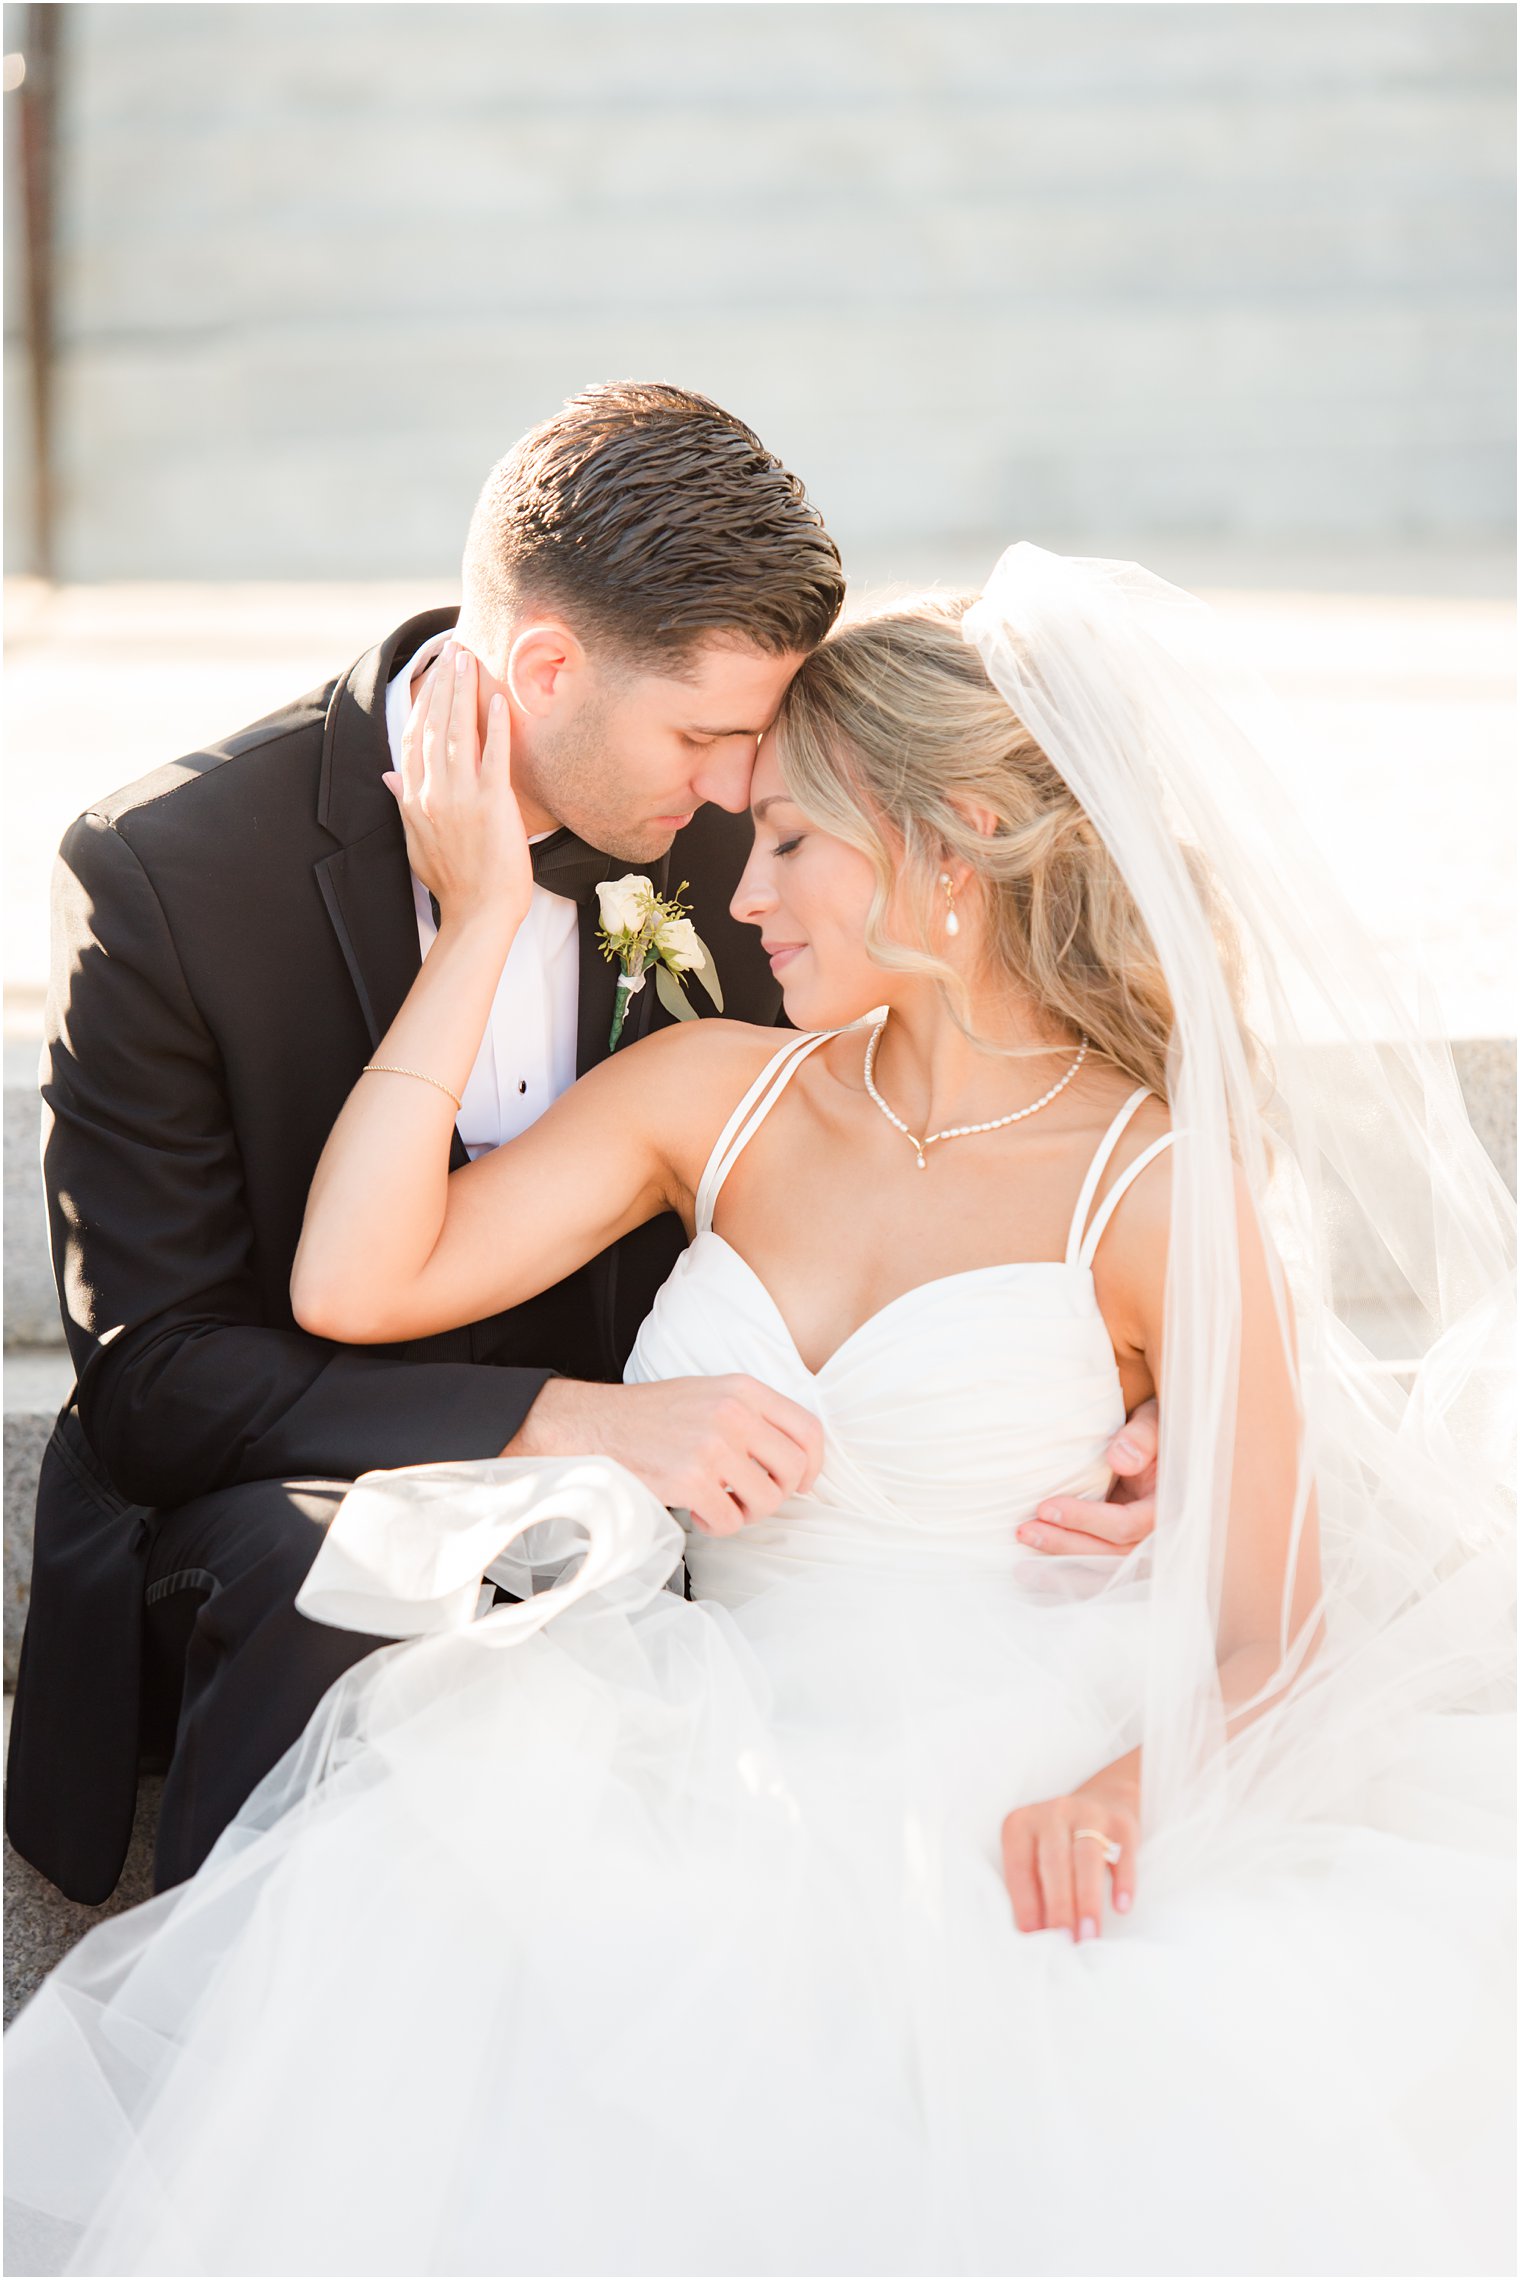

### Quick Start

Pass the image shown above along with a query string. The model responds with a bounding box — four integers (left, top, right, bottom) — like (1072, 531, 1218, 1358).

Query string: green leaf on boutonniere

(654, 962, 699, 1022)
(687, 932, 724, 1011)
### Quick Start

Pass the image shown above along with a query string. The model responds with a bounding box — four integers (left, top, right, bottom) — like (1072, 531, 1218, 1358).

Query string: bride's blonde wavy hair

(772, 592, 1250, 1105)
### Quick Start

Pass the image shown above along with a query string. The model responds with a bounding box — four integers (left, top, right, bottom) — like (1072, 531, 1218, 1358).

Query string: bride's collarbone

(704, 1066, 1168, 1374)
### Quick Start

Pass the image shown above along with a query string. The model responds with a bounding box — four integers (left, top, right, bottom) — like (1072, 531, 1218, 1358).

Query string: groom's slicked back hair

(460, 382, 845, 669)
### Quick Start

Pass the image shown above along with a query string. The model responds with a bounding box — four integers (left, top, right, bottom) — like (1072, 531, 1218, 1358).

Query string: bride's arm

(293, 1013, 701, 1346)
(292, 643, 695, 1344)
(1001, 1156, 1323, 1940)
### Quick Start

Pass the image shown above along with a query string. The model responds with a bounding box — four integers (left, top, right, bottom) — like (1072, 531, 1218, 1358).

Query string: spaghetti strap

(694, 1030, 841, 1235)
(1064, 1090, 1150, 1265)
(1069, 1094, 1176, 1268)
(1077, 1133, 1176, 1266)
(1065, 1087, 1177, 1270)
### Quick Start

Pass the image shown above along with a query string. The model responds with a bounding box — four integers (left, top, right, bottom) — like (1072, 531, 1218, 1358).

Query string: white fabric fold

(295, 1455, 684, 1639)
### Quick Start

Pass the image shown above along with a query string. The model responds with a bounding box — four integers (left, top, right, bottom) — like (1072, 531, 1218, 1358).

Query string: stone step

(2, 1692, 163, 2028)
(3, 1351, 74, 1687)
(3, 1072, 58, 1349)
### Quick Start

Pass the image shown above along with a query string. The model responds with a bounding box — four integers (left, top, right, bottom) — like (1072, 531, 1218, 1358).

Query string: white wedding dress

(5, 1033, 1514, 2278)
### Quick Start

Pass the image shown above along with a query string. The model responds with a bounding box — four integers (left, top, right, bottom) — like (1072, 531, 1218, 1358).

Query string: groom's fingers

(747, 1417, 814, 1503)
(687, 1492, 744, 1538)
(1104, 1397, 1159, 1494)
(688, 1458, 770, 1537)
(756, 1389, 825, 1493)
(1020, 1492, 1155, 1555)
(719, 1456, 775, 1528)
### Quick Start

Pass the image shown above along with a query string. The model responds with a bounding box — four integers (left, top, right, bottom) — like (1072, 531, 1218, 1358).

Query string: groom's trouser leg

(143, 1477, 391, 1894)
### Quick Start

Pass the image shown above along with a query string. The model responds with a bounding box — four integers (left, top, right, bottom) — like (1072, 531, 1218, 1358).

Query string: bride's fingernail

(1112, 1438, 1140, 1465)
(1078, 1917, 1098, 1942)
(1114, 1891, 1132, 1914)
(1035, 1503, 1059, 1523)
(490, 693, 504, 716)
(455, 647, 469, 675)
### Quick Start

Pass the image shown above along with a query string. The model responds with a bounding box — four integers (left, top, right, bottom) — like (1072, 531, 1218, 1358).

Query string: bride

(5, 547, 1513, 2278)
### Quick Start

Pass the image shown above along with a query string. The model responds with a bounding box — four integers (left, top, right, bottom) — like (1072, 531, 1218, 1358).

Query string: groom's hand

(1017, 1398, 1159, 1557)
(503, 1374, 825, 1538)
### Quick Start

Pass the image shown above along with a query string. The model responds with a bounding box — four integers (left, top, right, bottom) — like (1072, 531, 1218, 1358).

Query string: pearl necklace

(862, 1019, 1090, 1170)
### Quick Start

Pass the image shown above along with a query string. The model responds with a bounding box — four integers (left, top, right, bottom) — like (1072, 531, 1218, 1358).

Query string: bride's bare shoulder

(625, 1017, 805, 1101)
(602, 1020, 815, 1196)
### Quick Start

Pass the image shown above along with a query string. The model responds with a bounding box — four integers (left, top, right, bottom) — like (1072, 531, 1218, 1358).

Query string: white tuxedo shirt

(386, 635, 581, 1159)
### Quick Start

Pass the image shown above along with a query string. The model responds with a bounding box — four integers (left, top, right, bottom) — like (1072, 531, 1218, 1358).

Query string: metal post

(15, 0, 60, 579)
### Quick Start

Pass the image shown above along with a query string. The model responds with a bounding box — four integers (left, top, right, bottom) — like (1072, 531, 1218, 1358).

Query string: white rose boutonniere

(594, 873, 658, 940)
(653, 914, 704, 971)
(595, 876, 724, 1050)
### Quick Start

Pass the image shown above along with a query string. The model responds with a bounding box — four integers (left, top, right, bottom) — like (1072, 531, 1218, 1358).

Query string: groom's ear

(505, 622, 589, 721)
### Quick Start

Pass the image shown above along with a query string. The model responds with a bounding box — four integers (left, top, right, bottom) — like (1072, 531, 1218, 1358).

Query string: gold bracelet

(361, 1063, 464, 1113)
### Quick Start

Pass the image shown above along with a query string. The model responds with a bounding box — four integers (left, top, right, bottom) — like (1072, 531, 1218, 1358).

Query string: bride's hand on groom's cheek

(1017, 1399, 1159, 1559)
(383, 639, 534, 937)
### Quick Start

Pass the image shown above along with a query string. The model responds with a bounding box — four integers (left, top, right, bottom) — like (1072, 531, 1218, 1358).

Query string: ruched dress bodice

(628, 1234, 1124, 1599)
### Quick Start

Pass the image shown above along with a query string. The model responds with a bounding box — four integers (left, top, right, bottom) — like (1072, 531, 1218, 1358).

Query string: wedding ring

(1072, 1828, 1123, 1865)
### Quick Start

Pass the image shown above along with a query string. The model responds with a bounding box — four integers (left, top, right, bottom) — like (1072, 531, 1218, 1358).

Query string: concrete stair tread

(2, 1696, 164, 2026)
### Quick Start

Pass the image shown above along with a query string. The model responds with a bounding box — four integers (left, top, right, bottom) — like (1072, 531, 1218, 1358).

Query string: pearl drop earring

(940, 872, 960, 938)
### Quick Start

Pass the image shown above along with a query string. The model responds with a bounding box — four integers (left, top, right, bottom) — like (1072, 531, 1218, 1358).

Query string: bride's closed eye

(773, 835, 806, 859)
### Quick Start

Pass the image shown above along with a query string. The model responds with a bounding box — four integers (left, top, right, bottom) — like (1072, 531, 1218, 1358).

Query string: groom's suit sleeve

(44, 812, 546, 1512)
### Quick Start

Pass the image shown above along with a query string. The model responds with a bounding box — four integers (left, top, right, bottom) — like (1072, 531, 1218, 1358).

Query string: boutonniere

(595, 875, 724, 1050)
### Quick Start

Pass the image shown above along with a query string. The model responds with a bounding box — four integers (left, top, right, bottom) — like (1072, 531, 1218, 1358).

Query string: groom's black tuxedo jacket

(7, 608, 783, 1901)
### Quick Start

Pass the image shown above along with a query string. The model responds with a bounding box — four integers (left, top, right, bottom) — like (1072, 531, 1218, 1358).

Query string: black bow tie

(529, 830, 616, 905)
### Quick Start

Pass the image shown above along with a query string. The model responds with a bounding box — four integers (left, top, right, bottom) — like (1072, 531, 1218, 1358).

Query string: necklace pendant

(863, 1017, 1092, 1176)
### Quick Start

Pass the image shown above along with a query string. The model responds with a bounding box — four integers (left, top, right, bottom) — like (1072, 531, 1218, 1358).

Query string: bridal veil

(964, 544, 1515, 1871)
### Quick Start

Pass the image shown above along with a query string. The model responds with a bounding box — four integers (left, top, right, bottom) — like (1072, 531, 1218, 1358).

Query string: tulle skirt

(4, 1475, 1514, 2277)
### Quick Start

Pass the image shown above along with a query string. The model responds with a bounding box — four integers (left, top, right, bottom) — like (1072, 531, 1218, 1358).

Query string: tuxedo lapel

(575, 916, 619, 1079)
(314, 826, 421, 1051)
(315, 605, 470, 1171)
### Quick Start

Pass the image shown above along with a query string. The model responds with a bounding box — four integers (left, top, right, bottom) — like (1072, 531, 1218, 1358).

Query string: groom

(8, 383, 1157, 1907)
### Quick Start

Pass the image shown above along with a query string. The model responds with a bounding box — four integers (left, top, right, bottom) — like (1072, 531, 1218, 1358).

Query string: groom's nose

(689, 739, 760, 816)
